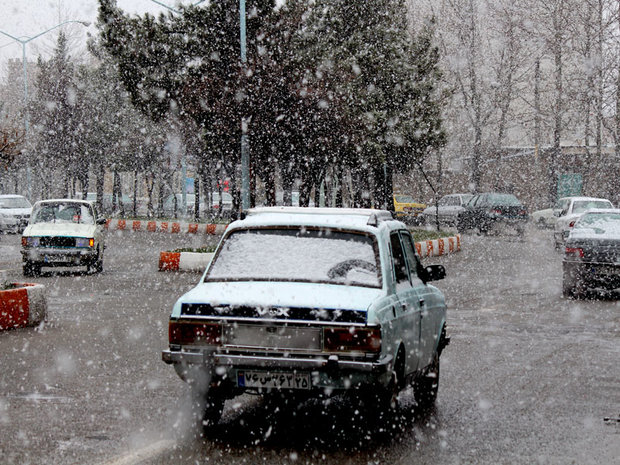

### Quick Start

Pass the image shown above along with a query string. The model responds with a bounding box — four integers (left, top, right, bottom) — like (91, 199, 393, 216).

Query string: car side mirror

(421, 264, 446, 282)
(96, 218, 107, 225)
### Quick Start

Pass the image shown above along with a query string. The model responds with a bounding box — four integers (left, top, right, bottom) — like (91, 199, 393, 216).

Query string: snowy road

(0, 227, 618, 464)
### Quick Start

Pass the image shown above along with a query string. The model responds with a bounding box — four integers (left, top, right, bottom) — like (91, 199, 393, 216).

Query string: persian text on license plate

(237, 370, 311, 390)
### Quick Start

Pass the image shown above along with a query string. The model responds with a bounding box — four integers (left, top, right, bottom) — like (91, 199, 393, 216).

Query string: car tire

(88, 248, 103, 274)
(563, 267, 586, 299)
(23, 261, 40, 277)
(413, 351, 440, 409)
(201, 389, 225, 434)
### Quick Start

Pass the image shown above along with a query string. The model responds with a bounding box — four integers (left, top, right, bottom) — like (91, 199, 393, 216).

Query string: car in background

(0, 195, 32, 233)
(21, 199, 106, 276)
(457, 192, 529, 235)
(162, 207, 449, 430)
(393, 194, 426, 224)
(553, 196, 613, 249)
(422, 193, 473, 227)
(562, 209, 620, 298)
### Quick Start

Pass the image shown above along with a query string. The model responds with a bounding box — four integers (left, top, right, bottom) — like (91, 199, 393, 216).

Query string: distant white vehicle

(21, 199, 106, 276)
(553, 196, 614, 249)
(0, 194, 32, 233)
(531, 207, 557, 229)
(422, 193, 473, 226)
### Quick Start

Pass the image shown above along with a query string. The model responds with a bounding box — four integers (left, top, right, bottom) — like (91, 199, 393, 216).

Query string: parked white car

(422, 193, 473, 226)
(162, 207, 450, 430)
(531, 207, 557, 228)
(0, 194, 32, 233)
(21, 199, 106, 276)
(553, 196, 613, 249)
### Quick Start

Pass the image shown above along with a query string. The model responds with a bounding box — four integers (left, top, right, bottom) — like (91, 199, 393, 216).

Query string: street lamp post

(239, 0, 250, 211)
(0, 20, 90, 199)
(148, 0, 250, 212)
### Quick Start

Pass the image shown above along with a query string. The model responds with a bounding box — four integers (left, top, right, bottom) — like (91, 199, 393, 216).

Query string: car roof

(562, 196, 612, 202)
(229, 206, 401, 233)
(0, 194, 27, 199)
(34, 198, 93, 206)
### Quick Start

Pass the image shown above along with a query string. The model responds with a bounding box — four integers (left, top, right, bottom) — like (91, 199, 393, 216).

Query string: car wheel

(201, 389, 225, 434)
(413, 351, 440, 409)
(563, 267, 586, 299)
(88, 248, 103, 274)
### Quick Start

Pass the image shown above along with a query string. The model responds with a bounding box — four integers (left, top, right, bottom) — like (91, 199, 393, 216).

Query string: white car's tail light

(169, 321, 222, 346)
(565, 247, 584, 258)
(323, 326, 381, 353)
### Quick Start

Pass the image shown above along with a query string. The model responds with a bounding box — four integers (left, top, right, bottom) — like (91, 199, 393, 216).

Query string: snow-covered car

(562, 209, 620, 298)
(21, 199, 106, 276)
(553, 196, 613, 249)
(531, 206, 560, 228)
(162, 207, 449, 429)
(0, 194, 32, 234)
(422, 193, 473, 227)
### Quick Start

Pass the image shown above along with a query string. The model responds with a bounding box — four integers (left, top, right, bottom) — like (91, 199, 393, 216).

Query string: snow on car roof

(35, 198, 92, 205)
(563, 196, 612, 202)
(234, 206, 396, 231)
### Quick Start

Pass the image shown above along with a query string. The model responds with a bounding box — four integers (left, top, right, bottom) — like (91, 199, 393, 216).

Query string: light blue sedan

(162, 207, 449, 430)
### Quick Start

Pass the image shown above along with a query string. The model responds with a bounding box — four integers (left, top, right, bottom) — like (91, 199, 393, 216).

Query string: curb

(159, 252, 214, 272)
(158, 234, 461, 272)
(0, 282, 47, 330)
(105, 219, 227, 235)
(414, 234, 461, 258)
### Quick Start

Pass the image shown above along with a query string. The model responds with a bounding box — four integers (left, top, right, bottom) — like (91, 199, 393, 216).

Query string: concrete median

(0, 280, 47, 330)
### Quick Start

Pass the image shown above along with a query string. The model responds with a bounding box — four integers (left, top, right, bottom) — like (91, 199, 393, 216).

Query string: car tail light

(323, 326, 381, 353)
(21, 237, 27, 247)
(518, 209, 527, 216)
(565, 247, 584, 258)
(489, 208, 502, 215)
(169, 320, 222, 346)
(569, 220, 576, 228)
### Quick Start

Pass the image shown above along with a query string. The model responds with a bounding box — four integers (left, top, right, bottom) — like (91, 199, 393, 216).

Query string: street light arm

(0, 29, 22, 44)
(24, 20, 91, 43)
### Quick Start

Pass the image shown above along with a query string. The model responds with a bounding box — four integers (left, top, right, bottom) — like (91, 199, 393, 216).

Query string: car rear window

(572, 200, 613, 214)
(487, 194, 521, 206)
(206, 228, 381, 288)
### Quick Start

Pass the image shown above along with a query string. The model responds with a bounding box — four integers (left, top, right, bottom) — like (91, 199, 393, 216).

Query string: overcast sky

(0, 0, 196, 78)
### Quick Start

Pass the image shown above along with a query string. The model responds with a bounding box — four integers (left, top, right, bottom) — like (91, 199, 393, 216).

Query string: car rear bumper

(563, 260, 620, 287)
(162, 349, 393, 389)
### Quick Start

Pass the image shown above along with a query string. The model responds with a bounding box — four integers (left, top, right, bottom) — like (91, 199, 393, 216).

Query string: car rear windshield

(575, 213, 620, 233)
(0, 197, 31, 208)
(206, 228, 381, 288)
(488, 194, 521, 206)
(572, 200, 613, 214)
(31, 202, 94, 224)
(394, 195, 417, 203)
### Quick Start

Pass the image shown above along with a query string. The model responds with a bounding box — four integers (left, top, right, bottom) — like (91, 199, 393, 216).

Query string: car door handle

(419, 297, 425, 307)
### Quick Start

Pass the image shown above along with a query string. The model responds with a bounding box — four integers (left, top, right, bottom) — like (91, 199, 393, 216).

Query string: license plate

(44, 255, 65, 263)
(237, 370, 311, 390)
(595, 265, 620, 275)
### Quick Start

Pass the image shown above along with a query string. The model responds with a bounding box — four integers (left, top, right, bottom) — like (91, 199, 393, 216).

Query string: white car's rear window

(206, 228, 381, 288)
